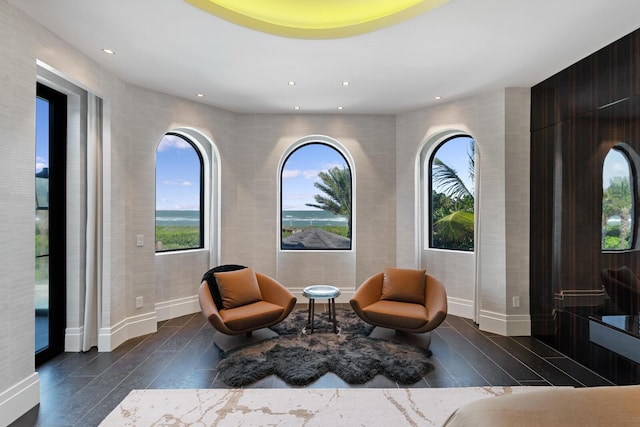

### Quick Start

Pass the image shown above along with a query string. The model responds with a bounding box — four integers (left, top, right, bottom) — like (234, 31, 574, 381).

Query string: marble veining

(100, 386, 555, 426)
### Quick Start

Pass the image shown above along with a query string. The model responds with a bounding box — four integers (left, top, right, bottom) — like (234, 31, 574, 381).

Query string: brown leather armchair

(199, 265, 296, 348)
(350, 268, 447, 338)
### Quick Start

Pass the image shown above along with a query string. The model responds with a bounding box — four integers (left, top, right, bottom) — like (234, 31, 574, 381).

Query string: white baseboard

(65, 296, 200, 353)
(98, 311, 157, 352)
(155, 296, 200, 322)
(479, 310, 531, 336)
(0, 373, 40, 426)
(65, 326, 84, 352)
(447, 296, 474, 319)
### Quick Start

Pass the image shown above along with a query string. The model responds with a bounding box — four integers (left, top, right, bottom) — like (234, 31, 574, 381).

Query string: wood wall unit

(530, 28, 640, 383)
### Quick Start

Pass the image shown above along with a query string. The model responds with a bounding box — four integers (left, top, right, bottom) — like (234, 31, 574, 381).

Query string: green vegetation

(431, 140, 475, 251)
(35, 231, 48, 257)
(602, 176, 632, 250)
(156, 226, 200, 251)
(305, 166, 352, 239)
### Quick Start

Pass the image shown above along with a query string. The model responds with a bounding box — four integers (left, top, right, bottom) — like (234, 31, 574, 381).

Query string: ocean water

(156, 210, 200, 227)
(282, 210, 348, 228)
(155, 210, 347, 228)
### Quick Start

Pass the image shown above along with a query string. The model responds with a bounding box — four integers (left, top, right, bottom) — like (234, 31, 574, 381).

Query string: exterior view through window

(602, 147, 634, 250)
(430, 135, 475, 251)
(155, 133, 204, 252)
(281, 143, 352, 250)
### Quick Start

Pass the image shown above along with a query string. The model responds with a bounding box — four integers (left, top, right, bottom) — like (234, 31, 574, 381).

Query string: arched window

(155, 133, 204, 252)
(429, 135, 475, 251)
(602, 146, 635, 250)
(280, 142, 352, 250)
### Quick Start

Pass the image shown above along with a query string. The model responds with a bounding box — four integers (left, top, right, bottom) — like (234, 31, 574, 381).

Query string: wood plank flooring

(12, 304, 614, 426)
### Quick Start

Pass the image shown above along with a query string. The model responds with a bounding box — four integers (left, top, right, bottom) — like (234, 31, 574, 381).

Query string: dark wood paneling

(531, 29, 640, 132)
(530, 28, 640, 382)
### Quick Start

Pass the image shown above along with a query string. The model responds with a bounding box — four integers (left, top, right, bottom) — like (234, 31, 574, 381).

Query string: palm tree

(305, 166, 352, 238)
(602, 176, 632, 249)
(431, 141, 475, 250)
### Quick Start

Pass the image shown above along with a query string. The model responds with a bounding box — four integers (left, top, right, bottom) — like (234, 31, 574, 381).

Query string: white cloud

(162, 179, 193, 186)
(302, 163, 344, 180)
(283, 169, 301, 179)
(303, 169, 319, 179)
(157, 134, 192, 152)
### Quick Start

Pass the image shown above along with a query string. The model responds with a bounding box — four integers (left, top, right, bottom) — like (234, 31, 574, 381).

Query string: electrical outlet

(136, 234, 144, 247)
(512, 296, 520, 308)
(136, 296, 143, 308)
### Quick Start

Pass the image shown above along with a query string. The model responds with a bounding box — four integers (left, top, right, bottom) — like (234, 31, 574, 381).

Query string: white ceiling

(10, 0, 640, 114)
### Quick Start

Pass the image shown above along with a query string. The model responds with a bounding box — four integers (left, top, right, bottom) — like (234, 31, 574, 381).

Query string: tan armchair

(350, 267, 447, 351)
(199, 265, 296, 350)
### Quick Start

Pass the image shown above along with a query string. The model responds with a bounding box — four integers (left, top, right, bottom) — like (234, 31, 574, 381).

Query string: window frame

(601, 144, 637, 252)
(279, 139, 353, 251)
(427, 135, 475, 252)
(155, 132, 205, 253)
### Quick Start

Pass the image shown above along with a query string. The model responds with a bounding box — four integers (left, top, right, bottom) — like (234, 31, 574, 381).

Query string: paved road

(282, 227, 350, 249)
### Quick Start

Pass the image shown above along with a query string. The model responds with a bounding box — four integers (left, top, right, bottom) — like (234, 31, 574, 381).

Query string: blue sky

(603, 149, 629, 190)
(156, 140, 347, 211)
(282, 144, 347, 211)
(42, 112, 474, 212)
(156, 134, 201, 210)
(35, 97, 49, 173)
(431, 136, 475, 196)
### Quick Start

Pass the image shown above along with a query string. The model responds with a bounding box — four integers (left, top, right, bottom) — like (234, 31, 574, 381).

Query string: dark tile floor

(12, 304, 614, 427)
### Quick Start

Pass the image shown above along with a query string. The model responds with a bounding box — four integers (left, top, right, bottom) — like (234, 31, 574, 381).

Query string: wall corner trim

(65, 326, 84, 352)
(98, 311, 157, 352)
(0, 372, 40, 426)
(479, 310, 531, 336)
(155, 295, 200, 322)
(447, 296, 474, 319)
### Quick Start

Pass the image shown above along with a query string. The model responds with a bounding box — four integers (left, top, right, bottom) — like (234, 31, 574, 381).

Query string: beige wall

(0, 3, 41, 423)
(0, 0, 530, 423)
(396, 89, 531, 335)
(229, 115, 397, 296)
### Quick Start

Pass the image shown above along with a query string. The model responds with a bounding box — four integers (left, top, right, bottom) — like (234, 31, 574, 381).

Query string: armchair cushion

(363, 300, 428, 330)
(202, 264, 247, 310)
(381, 267, 426, 304)
(215, 267, 263, 310)
(219, 300, 284, 331)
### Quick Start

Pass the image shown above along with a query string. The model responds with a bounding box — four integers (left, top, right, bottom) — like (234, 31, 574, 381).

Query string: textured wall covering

(396, 89, 531, 334)
(1, 0, 534, 422)
(229, 114, 397, 296)
(0, 2, 40, 423)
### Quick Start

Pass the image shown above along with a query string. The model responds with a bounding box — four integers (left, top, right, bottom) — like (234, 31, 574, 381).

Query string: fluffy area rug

(216, 308, 434, 387)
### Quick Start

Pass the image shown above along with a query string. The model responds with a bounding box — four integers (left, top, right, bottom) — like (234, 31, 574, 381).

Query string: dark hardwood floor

(13, 304, 614, 427)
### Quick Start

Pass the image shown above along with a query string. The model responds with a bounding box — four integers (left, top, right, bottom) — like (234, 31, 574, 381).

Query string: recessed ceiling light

(288, 81, 296, 86)
(434, 96, 442, 100)
(196, 93, 205, 98)
(342, 81, 350, 86)
(337, 106, 344, 110)
(294, 106, 300, 110)
(101, 48, 116, 55)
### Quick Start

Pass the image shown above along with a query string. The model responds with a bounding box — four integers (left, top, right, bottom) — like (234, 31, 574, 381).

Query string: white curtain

(82, 94, 103, 351)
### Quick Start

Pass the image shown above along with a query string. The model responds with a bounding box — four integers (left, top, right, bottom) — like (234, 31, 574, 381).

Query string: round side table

(302, 285, 341, 334)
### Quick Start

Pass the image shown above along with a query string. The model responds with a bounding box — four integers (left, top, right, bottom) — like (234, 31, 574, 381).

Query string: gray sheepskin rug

(216, 308, 434, 386)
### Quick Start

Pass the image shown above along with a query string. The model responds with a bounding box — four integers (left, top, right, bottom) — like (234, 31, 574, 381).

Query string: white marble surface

(100, 386, 555, 426)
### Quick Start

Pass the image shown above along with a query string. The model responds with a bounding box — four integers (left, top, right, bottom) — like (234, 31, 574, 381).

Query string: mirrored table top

(302, 285, 341, 299)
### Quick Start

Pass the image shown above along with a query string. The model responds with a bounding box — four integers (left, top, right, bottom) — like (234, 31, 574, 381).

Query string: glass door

(35, 83, 66, 365)
(35, 95, 49, 353)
